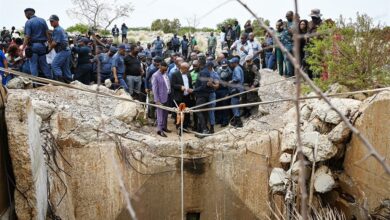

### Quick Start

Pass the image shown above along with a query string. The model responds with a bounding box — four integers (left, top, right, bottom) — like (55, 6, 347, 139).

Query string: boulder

(309, 98, 361, 124)
(31, 100, 56, 120)
(328, 122, 351, 143)
(314, 166, 336, 193)
(281, 123, 297, 152)
(6, 77, 33, 89)
(301, 104, 312, 121)
(113, 101, 138, 124)
(289, 160, 311, 182)
(301, 131, 338, 162)
(269, 168, 288, 194)
(279, 153, 292, 164)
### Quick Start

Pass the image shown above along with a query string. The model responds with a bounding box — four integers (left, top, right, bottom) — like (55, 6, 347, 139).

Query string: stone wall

(4, 80, 283, 220)
(340, 92, 390, 218)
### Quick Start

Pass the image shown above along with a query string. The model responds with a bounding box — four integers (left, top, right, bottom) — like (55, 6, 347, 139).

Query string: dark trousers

(195, 96, 209, 132)
(215, 89, 230, 125)
(174, 95, 191, 129)
(75, 63, 92, 85)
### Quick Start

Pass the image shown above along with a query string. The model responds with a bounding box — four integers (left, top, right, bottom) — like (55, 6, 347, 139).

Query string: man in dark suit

(171, 62, 193, 133)
(152, 61, 171, 137)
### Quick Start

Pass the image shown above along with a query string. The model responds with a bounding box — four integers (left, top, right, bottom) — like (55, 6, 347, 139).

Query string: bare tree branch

(67, 0, 134, 30)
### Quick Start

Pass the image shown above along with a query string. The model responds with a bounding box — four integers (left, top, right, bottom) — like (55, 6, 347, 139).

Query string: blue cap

(138, 52, 146, 58)
(118, 44, 126, 50)
(206, 61, 214, 67)
(221, 59, 229, 66)
(229, 57, 239, 63)
(78, 37, 90, 43)
(109, 46, 118, 53)
(125, 44, 131, 52)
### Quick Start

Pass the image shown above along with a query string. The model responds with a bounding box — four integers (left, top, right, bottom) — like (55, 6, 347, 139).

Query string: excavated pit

(1, 70, 390, 220)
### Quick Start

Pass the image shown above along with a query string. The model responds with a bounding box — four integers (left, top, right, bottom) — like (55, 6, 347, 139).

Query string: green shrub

(306, 14, 390, 91)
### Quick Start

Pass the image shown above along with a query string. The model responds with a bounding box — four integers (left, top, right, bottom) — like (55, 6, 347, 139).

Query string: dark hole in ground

(186, 212, 200, 220)
(177, 157, 207, 175)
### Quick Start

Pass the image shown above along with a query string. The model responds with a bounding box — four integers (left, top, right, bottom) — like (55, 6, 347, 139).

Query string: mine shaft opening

(186, 212, 201, 220)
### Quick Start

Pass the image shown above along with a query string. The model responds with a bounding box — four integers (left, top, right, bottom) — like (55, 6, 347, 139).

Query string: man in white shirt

(230, 33, 252, 65)
(171, 62, 193, 133)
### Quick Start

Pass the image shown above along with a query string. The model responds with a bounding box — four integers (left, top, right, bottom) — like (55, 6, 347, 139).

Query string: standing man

(274, 20, 285, 76)
(152, 36, 164, 58)
(215, 59, 232, 127)
(171, 34, 180, 53)
(22, 8, 51, 79)
(111, 44, 128, 90)
(181, 35, 189, 60)
(48, 15, 72, 83)
(124, 45, 143, 98)
(121, 23, 128, 43)
(112, 24, 120, 44)
(233, 20, 241, 41)
(242, 55, 261, 118)
(98, 46, 117, 83)
(247, 32, 262, 69)
(228, 57, 244, 128)
(207, 61, 220, 133)
(192, 55, 213, 137)
(171, 62, 193, 134)
(71, 37, 93, 84)
(281, 11, 295, 77)
(145, 56, 162, 120)
(230, 33, 252, 65)
(207, 32, 217, 58)
(190, 35, 197, 51)
(152, 61, 171, 137)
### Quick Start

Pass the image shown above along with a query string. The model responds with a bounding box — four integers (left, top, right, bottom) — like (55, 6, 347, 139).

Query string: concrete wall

(5, 94, 47, 220)
(119, 151, 271, 220)
(341, 92, 390, 217)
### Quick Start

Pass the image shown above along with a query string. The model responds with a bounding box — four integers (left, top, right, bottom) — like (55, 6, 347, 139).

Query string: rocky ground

(3, 70, 390, 219)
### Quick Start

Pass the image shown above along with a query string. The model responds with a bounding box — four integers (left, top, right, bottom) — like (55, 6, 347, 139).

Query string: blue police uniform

(153, 39, 164, 57)
(24, 15, 52, 78)
(231, 65, 244, 117)
(98, 53, 114, 82)
(52, 25, 72, 81)
(111, 53, 128, 90)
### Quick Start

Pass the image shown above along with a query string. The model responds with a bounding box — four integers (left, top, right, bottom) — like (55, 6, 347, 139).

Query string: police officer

(152, 36, 164, 58)
(111, 44, 128, 90)
(97, 46, 117, 83)
(48, 15, 72, 82)
(72, 37, 93, 85)
(22, 8, 51, 79)
(228, 57, 244, 128)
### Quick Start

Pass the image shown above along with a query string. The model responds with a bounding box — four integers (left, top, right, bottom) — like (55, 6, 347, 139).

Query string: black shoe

(209, 125, 214, 134)
(235, 117, 243, 128)
(195, 130, 209, 139)
(221, 123, 228, 127)
(157, 131, 167, 137)
(163, 128, 171, 133)
(230, 117, 237, 127)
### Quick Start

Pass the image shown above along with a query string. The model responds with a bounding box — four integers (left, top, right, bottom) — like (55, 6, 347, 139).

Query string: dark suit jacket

(171, 70, 192, 102)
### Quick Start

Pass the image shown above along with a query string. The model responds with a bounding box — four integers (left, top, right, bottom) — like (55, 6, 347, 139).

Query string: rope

(188, 75, 296, 110)
(0, 67, 176, 113)
(179, 111, 185, 220)
(190, 87, 390, 113)
(1, 67, 389, 114)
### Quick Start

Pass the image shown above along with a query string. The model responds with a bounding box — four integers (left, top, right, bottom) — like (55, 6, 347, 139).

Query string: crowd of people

(0, 8, 325, 138)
